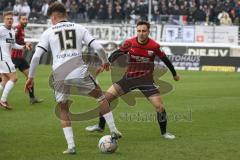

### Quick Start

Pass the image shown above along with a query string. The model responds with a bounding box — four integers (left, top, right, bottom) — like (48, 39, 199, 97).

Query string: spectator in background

(29, 7, 40, 22)
(78, 0, 87, 21)
(179, 4, 188, 15)
(236, 1, 240, 18)
(0, 2, 4, 11)
(229, 8, 239, 25)
(218, 10, 232, 25)
(65, 0, 71, 16)
(69, 0, 79, 21)
(193, 5, 206, 24)
(97, 4, 108, 22)
(172, 4, 181, 15)
(188, 0, 197, 14)
(41, 0, 49, 18)
(87, 2, 96, 22)
(224, 0, 236, 12)
(112, 2, 123, 23)
(4, 2, 13, 12)
(32, 0, 43, 13)
(208, 4, 217, 24)
(123, 3, 132, 22)
(20, 0, 31, 17)
(152, 5, 160, 23)
(107, 1, 113, 20)
(138, 0, 148, 20)
(13, 0, 22, 16)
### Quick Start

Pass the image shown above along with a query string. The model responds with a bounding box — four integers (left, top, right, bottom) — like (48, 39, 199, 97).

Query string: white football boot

(85, 124, 104, 132)
(162, 132, 175, 139)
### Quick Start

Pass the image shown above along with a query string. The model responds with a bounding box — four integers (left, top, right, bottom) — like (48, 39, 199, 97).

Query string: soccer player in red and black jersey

(86, 21, 180, 139)
(11, 14, 43, 104)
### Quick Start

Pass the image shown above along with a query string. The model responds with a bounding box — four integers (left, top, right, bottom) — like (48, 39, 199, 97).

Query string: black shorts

(11, 58, 29, 72)
(115, 74, 160, 97)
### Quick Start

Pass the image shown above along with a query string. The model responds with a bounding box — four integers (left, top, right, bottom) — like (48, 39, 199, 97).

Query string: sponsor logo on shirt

(131, 55, 149, 62)
(6, 38, 15, 43)
(147, 50, 154, 56)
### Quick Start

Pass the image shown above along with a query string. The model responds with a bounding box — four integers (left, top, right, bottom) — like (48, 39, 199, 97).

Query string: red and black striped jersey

(119, 37, 166, 77)
(11, 24, 25, 58)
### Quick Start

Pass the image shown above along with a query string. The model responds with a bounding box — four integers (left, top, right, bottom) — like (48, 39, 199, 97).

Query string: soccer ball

(98, 135, 118, 153)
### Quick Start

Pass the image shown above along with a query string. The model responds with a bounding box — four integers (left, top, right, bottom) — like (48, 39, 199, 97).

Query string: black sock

(98, 116, 106, 130)
(157, 110, 167, 135)
(29, 86, 35, 98)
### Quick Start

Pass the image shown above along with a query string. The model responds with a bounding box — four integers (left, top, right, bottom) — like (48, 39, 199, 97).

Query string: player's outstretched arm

(90, 40, 111, 74)
(12, 42, 32, 51)
(160, 55, 180, 81)
(25, 47, 45, 92)
(90, 40, 108, 64)
(108, 49, 126, 63)
(28, 47, 45, 78)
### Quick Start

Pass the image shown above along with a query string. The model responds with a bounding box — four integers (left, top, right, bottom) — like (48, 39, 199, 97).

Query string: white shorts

(53, 75, 97, 102)
(0, 61, 16, 73)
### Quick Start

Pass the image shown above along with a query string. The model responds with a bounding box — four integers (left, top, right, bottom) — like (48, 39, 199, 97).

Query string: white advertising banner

(162, 25, 195, 42)
(182, 26, 195, 42)
(195, 26, 238, 45)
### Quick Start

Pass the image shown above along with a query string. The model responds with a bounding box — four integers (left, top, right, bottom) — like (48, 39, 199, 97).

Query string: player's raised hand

(96, 62, 110, 75)
(173, 75, 180, 81)
(102, 62, 110, 71)
(25, 78, 34, 92)
(25, 42, 32, 51)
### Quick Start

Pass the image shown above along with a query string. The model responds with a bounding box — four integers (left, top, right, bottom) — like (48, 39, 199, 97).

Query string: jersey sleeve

(28, 30, 50, 78)
(119, 39, 132, 52)
(154, 44, 166, 58)
(155, 44, 177, 76)
(36, 30, 49, 52)
(82, 27, 95, 47)
(28, 47, 45, 78)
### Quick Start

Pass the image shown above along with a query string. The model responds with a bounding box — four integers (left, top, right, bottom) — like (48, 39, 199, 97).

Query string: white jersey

(0, 26, 17, 62)
(37, 21, 95, 79)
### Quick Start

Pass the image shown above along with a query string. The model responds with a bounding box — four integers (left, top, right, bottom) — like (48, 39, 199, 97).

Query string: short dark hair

(19, 13, 27, 20)
(47, 2, 66, 16)
(3, 11, 13, 18)
(137, 20, 150, 29)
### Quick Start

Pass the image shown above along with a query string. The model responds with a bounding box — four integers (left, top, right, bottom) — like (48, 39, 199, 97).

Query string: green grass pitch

(0, 65, 239, 160)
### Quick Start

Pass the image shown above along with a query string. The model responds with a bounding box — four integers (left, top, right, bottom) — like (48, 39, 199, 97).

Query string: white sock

(1, 80, 14, 102)
(63, 127, 75, 149)
(103, 111, 117, 132)
(0, 83, 3, 92)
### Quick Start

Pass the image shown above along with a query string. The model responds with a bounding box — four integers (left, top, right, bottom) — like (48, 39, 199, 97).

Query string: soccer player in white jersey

(25, 2, 121, 154)
(0, 12, 31, 109)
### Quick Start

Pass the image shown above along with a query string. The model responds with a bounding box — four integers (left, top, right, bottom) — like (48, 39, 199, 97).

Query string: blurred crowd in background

(0, 0, 239, 25)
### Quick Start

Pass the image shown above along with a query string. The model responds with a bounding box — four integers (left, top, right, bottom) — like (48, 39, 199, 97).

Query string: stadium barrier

(23, 41, 240, 73)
